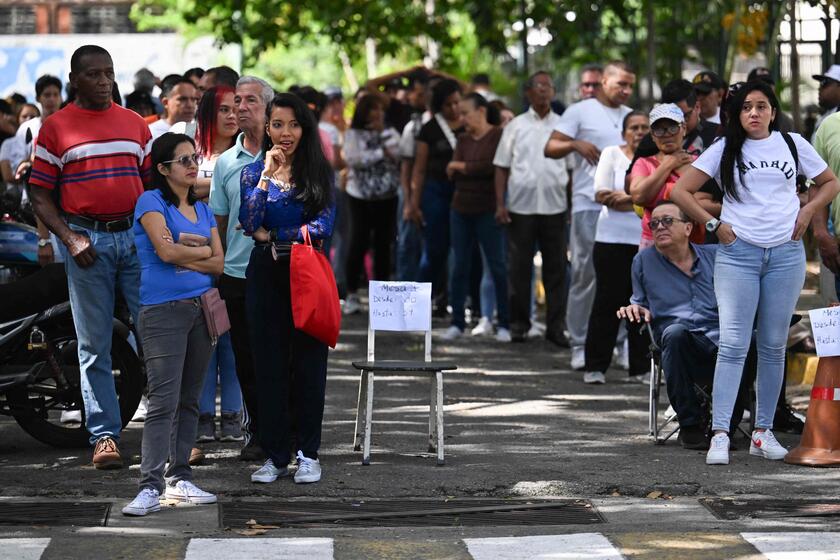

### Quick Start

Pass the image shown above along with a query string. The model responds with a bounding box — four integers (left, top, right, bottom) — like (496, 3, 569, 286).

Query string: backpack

(780, 131, 808, 194)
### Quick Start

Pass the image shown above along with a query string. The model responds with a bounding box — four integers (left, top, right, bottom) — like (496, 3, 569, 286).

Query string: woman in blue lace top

(239, 93, 335, 486)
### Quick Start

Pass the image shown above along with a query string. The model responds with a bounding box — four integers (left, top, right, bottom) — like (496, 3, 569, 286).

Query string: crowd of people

(3, 43, 840, 515)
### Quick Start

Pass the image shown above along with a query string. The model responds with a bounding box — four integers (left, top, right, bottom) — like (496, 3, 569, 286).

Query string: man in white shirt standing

(493, 71, 569, 345)
(544, 61, 635, 369)
(148, 77, 199, 140)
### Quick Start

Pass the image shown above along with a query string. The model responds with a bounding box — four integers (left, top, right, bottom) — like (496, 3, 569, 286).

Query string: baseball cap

(324, 86, 343, 100)
(812, 64, 840, 84)
(649, 103, 685, 126)
(693, 70, 725, 93)
(747, 67, 774, 85)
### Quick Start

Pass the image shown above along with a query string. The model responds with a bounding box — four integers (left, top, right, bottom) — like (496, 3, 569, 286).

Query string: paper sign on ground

(368, 281, 432, 332)
(808, 307, 840, 357)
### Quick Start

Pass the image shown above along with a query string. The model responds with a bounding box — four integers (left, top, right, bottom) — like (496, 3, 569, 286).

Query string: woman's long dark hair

(719, 80, 780, 201)
(150, 132, 198, 206)
(196, 85, 236, 159)
(463, 92, 501, 126)
(263, 93, 333, 217)
(350, 94, 385, 130)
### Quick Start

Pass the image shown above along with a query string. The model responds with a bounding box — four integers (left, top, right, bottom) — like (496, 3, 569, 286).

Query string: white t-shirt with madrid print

(692, 132, 827, 248)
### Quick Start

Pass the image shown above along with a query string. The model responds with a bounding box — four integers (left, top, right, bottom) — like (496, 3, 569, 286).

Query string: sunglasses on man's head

(162, 154, 202, 167)
(649, 216, 688, 230)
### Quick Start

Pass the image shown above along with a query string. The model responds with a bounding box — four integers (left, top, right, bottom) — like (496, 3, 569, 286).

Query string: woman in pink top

(629, 104, 697, 248)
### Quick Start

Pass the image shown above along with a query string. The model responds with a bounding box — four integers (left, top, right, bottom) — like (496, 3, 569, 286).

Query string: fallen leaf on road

(235, 528, 267, 536)
(646, 491, 663, 499)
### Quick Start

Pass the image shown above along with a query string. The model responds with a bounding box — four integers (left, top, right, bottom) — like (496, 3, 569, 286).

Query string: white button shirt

(493, 107, 568, 215)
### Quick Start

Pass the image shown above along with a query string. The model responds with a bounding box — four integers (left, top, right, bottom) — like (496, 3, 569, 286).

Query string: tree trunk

(645, 0, 655, 107)
(723, 0, 744, 81)
(789, 0, 802, 131)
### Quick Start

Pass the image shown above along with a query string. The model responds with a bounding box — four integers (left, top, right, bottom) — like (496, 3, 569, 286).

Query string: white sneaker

(122, 488, 160, 516)
(750, 429, 788, 460)
(442, 325, 463, 341)
(343, 294, 361, 315)
(526, 323, 545, 339)
(294, 450, 321, 484)
(471, 317, 494, 336)
(570, 346, 585, 370)
(60, 409, 82, 423)
(613, 342, 629, 370)
(131, 396, 149, 423)
(165, 480, 217, 504)
(495, 328, 512, 343)
(627, 372, 651, 385)
(706, 432, 730, 465)
(583, 371, 606, 384)
(251, 459, 287, 483)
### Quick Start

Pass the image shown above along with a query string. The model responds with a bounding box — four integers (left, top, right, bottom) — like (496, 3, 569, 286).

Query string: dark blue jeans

(246, 247, 328, 465)
(417, 179, 454, 292)
(449, 209, 508, 330)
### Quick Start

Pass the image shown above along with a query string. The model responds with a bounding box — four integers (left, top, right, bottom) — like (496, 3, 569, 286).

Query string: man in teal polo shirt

(209, 75, 273, 461)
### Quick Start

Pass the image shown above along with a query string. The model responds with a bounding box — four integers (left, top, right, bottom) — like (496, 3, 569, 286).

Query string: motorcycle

(0, 265, 144, 447)
(0, 181, 39, 282)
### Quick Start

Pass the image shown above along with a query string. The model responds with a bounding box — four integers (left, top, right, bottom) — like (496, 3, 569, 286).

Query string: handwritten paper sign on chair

(368, 281, 432, 332)
(809, 307, 840, 357)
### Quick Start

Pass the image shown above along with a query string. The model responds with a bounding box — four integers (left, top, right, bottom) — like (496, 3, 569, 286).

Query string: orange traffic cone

(785, 355, 840, 467)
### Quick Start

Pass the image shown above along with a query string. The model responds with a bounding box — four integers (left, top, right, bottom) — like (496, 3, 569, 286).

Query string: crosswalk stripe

(741, 532, 840, 560)
(464, 533, 624, 560)
(184, 537, 334, 560)
(0, 538, 50, 560)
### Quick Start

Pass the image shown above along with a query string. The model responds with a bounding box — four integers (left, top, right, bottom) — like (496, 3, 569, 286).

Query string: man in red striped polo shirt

(29, 45, 152, 469)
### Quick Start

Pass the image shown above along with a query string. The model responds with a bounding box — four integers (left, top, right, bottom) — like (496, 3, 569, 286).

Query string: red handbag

(290, 225, 341, 348)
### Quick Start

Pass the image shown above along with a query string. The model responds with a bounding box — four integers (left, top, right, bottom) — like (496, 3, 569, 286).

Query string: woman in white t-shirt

(671, 80, 840, 466)
(581, 110, 649, 385)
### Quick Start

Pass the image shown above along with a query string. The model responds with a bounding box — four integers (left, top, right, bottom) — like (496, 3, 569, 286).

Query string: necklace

(598, 101, 622, 129)
(268, 176, 294, 192)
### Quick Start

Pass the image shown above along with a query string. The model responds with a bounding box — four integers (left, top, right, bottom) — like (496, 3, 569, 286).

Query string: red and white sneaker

(749, 429, 788, 460)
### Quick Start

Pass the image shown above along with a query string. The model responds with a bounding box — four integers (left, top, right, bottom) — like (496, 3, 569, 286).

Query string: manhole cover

(220, 499, 603, 528)
(701, 498, 840, 520)
(0, 502, 111, 526)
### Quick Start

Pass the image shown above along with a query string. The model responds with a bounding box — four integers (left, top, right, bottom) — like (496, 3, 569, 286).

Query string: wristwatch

(705, 218, 721, 233)
(37, 238, 51, 248)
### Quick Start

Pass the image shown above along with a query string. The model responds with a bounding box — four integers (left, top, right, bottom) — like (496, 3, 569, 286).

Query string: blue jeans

(417, 179, 454, 289)
(449, 210, 508, 330)
(396, 188, 422, 281)
(711, 238, 805, 432)
(62, 224, 140, 445)
(199, 332, 242, 415)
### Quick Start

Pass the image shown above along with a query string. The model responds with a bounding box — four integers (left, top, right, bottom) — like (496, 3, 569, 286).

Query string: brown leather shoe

(92, 436, 123, 469)
(189, 447, 205, 466)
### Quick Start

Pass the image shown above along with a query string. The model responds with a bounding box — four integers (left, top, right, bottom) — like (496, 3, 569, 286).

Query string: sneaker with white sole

(343, 294, 361, 315)
(627, 372, 651, 385)
(165, 480, 217, 504)
(471, 317, 494, 336)
(749, 429, 788, 460)
(442, 325, 463, 341)
(122, 488, 160, 516)
(250, 459, 287, 483)
(294, 450, 321, 484)
(613, 342, 629, 370)
(495, 327, 512, 343)
(131, 396, 149, 423)
(706, 432, 730, 465)
(583, 371, 606, 384)
(570, 346, 585, 370)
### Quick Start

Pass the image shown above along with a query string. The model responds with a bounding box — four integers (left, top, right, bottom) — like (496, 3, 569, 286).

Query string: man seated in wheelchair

(618, 200, 725, 450)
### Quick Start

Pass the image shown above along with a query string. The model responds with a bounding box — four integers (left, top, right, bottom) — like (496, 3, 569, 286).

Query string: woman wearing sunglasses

(123, 132, 224, 516)
(671, 80, 840, 466)
(629, 104, 699, 249)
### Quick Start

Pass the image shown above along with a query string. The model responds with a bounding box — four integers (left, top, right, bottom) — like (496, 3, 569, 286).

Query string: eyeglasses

(162, 154, 202, 167)
(649, 216, 688, 230)
(651, 124, 681, 137)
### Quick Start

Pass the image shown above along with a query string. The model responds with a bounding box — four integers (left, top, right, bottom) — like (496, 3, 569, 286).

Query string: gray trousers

(566, 210, 599, 348)
(137, 298, 213, 493)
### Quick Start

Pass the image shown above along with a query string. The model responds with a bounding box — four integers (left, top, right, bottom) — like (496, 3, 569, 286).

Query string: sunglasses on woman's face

(162, 153, 202, 167)
(649, 216, 688, 230)
(651, 124, 680, 137)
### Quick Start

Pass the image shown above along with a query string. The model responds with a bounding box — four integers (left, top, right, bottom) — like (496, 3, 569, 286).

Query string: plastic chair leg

(353, 370, 367, 451)
(362, 371, 374, 466)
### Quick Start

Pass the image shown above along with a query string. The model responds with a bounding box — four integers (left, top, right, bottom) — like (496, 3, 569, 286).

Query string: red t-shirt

(630, 154, 704, 244)
(30, 102, 152, 220)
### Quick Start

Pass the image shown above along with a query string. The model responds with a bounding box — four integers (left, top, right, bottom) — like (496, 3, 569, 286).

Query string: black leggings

(345, 195, 398, 293)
